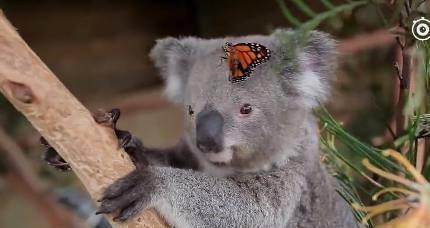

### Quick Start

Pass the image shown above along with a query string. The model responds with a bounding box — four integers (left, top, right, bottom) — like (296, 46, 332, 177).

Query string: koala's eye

(188, 105, 194, 116)
(240, 103, 252, 115)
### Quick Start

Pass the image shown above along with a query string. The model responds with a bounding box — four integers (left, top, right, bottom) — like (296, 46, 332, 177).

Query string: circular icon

(412, 17, 430, 41)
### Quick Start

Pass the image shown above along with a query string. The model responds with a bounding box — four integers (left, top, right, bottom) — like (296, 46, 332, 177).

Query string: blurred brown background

(0, 0, 397, 227)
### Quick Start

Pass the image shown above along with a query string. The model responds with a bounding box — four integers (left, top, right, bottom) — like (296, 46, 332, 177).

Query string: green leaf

(275, 0, 302, 26)
(291, 0, 317, 17)
(316, 106, 405, 173)
(300, 0, 368, 31)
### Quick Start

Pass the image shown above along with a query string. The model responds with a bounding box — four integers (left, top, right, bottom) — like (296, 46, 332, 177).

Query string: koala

(43, 29, 356, 228)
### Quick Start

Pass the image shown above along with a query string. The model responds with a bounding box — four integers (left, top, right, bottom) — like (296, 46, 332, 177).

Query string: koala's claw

(115, 129, 133, 149)
(113, 201, 143, 222)
(93, 108, 121, 128)
(41, 137, 71, 171)
(101, 170, 141, 200)
(97, 170, 151, 221)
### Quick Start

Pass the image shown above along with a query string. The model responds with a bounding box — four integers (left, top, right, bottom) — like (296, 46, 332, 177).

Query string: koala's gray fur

(98, 29, 356, 228)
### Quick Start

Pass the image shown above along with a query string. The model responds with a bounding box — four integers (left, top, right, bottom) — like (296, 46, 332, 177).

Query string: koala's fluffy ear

(149, 37, 195, 104)
(274, 29, 338, 108)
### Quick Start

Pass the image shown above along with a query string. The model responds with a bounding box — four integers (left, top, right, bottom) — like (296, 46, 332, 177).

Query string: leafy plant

(275, 0, 368, 31)
(277, 0, 430, 226)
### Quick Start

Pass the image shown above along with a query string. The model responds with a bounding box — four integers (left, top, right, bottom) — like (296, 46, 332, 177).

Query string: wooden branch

(0, 11, 167, 228)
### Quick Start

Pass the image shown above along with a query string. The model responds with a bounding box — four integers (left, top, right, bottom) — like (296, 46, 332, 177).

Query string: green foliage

(318, 107, 404, 172)
(275, 0, 368, 31)
(300, 1, 367, 31)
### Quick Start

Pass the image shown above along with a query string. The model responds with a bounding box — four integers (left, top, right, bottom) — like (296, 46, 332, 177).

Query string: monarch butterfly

(223, 42, 271, 83)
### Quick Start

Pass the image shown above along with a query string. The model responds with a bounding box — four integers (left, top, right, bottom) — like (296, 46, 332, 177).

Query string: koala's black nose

(196, 108, 224, 153)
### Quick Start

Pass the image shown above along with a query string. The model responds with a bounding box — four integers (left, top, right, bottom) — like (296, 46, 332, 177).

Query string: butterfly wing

(227, 43, 271, 83)
(228, 52, 247, 82)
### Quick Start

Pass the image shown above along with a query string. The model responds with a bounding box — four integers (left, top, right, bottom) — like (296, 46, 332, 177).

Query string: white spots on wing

(227, 42, 273, 83)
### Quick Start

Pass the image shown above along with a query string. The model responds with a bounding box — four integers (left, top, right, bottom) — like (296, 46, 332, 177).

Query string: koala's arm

(124, 136, 199, 170)
(98, 165, 305, 227)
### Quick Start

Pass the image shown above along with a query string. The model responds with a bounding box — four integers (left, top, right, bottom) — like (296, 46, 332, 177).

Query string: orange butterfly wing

(224, 43, 271, 83)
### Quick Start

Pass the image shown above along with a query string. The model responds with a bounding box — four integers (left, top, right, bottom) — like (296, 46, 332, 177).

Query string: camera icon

(412, 17, 430, 41)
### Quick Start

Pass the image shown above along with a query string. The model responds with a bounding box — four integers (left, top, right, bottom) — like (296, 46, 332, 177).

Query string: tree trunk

(0, 11, 168, 228)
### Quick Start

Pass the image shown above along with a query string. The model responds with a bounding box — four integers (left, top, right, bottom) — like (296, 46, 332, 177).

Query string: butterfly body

(223, 42, 271, 82)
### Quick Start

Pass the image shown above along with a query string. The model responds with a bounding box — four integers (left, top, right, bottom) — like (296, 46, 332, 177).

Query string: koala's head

(150, 29, 337, 175)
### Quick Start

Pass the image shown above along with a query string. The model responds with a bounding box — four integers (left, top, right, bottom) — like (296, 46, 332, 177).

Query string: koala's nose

(196, 108, 224, 153)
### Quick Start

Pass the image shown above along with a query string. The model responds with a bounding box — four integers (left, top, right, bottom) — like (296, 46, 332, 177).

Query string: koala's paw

(93, 108, 121, 128)
(41, 137, 71, 171)
(97, 170, 154, 222)
(93, 108, 143, 161)
(93, 108, 131, 148)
